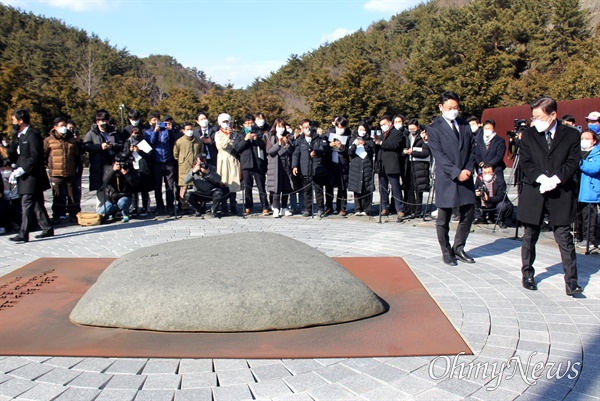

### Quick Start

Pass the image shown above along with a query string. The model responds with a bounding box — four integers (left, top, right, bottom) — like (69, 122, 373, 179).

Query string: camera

(157, 122, 167, 128)
(507, 119, 528, 138)
(476, 185, 489, 197)
(199, 162, 208, 170)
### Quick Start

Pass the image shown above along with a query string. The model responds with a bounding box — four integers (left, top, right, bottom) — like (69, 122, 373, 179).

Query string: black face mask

(99, 123, 109, 132)
(11, 124, 20, 132)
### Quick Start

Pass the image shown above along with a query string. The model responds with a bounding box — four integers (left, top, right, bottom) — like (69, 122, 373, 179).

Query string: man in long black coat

(9, 109, 53, 243)
(518, 96, 582, 296)
(427, 91, 477, 266)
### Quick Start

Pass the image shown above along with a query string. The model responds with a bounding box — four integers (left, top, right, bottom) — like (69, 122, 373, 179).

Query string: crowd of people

(1, 94, 599, 295)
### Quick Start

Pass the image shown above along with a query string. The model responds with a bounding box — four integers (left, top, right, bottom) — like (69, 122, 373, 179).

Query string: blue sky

(2, 0, 425, 88)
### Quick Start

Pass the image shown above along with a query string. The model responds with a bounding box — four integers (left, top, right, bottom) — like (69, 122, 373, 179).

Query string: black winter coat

(124, 135, 154, 193)
(327, 128, 351, 188)
(375, 128, 405, 175)
(348, 136, 375, 193)
(98, 167, 140, 204)
(266, 134, 295, 194)
(405, 133, 431, 193)
(234, 130, 268, 172)
(292, 135, 329, 177)
(84, 126, 123, 191)
(15, 127, 51, 195)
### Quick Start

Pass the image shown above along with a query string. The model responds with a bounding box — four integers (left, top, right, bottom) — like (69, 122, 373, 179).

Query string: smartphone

(158, 122, 167, 128)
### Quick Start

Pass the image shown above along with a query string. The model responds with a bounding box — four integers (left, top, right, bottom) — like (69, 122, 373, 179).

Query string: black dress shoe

(9, 235, 28, 243)
(454, 250, 475, 263)
(443, 254, 458, 266)
(566, 282, 583, 296)
(34, 229, 54, 239)
(522, 277, 537, 291)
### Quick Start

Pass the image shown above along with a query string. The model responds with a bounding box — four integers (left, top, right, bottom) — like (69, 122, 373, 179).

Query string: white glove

(548, 175, 561, 186)
(8, 168, 25, 185)
(536, 174, 549, 185)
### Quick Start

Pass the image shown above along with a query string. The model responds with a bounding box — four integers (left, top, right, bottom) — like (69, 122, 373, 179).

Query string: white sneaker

(273, 208, 280, 218)
(282, 208, 293, 216)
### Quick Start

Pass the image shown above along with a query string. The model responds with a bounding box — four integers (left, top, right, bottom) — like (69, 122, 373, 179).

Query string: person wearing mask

(44, 117, 81, 223)
(474, 163, 514, 228)
(145, 112, 177, 215)
(254, 113, 270, 136)
(174, 122, 203, 214)
(184, 153, 229, 218)
(266, 118, 295, 218)
(235, 115, 269, 216)
(97, 153, 140, 223)
(585, 111, 600, 135)
(518, 96, 582, 295)
(289, 125, 304, 214)
(325, 116, 351, 216)
(8, 109, 53, 243)
(467, 116, 482, 139)
(123, 126, 153, 216)
(215, 113, 241, 215)
(292, 119, 329, 217)
(374, 115, 406, 219)
(194, 111, 218, 168)
(577, 129, 599, 250)
(403, 119, 431, 218)
(122, 110, 145, 140)
(84, 109, 122, 194)
(474, 119, 506, 174)
(348, 121, 375, 216)
(427, 91, 477, 266)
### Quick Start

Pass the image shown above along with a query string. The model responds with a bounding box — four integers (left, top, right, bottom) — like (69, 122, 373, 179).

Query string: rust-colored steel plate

(0, 257, 471, 358)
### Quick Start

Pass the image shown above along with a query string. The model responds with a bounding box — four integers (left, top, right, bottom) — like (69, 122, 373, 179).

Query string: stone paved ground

(1, 179, 599, 401)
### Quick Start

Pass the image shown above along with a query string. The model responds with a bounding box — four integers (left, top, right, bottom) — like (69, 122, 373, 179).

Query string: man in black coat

(9, 109, 54, 243)
(518, 96, 582, 296)
(427, 91, 477, 266)
(194, 111, 219, 168)
(292, 119, 330, 217)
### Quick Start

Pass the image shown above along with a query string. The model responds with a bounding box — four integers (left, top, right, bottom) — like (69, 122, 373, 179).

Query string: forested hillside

(1, 0, 598, 135)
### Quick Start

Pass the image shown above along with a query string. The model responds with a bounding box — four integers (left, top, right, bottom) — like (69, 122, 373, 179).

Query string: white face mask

(533, 115, 554, 133)
(276, 127, 285, 136)
(286, 128, 293, 134)
(441, 109, 459, 121)
(358, 130, 367, 137)
(184, 130, 194, 137)
(483, 129, 495, 138)
(335, 128, 345, 135)
(199, 119, 209, 128)
(483, 174, 494, 183)
(130, 120, 139, 127)
(380, 124, 389, 133)
(2, 140, 8, 147)
(304, 128, 311, 137)
(256, 119, 265, 128)
(581, 139, 594, 150)
(394, 123, 403, 130)
(57, 126, 68, 134)
(220, 122, 229, 130)
(470, 124, 478, 133)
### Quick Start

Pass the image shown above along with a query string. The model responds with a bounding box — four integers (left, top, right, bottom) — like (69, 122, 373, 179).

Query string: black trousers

(522, 223, 578, 283)
(272, 193, 289, 209)
(303, 175, 325, 212)
(354, 192, 372, 214)
(186, 188, 229, 214)
(19, 192, 52, 238)
(153, 161, 176, 210)
(379, 173, 404, 213)
(436, 204, 474, 257)
(50, 176, 80, 219)
(242, 169, 268, 210)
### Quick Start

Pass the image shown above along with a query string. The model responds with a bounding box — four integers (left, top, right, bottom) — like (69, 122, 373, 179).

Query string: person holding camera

(473, 163, 514, 228)
(97, 153, 140, 223)
(234, 114, 269, 216)
(145, 112, 177, 215)
(184, 153, 229, 218)
(84, 109, 123, 194)
(174, 122, 204, 214)
(124, 126, 154, 216)
(266, 118, 295, 218)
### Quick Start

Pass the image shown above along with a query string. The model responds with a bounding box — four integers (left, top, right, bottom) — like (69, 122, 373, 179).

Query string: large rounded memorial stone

(70, 232, 385, 332)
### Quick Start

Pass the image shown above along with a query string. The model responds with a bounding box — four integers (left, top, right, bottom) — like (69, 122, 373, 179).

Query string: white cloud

(200, 57, 285, 89)
(364, 0, 424, 14)
(320, 28, 356, 44)
(0, 0, 28, 7)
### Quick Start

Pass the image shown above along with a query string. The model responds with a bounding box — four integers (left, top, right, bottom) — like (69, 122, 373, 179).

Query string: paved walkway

(1, 188, 599, 400)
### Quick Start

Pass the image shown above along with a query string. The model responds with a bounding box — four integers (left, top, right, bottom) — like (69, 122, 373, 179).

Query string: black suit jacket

(427, 116, 476, 208)
(517, 123, 580, 226)
(16, 126, 51, 195)
(474, 135, 506, 170)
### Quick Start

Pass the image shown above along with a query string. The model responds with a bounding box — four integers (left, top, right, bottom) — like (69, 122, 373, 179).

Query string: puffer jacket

(579, 144, 600, 203)
(44, 129, 81, 177)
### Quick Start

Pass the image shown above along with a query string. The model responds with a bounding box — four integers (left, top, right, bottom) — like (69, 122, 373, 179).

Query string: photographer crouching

(184, 153, 230, 218)
(474, 163, 514, 228)
(97, 153, 140, 223)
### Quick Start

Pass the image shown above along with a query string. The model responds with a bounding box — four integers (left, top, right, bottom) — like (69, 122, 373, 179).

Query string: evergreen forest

(0, 0, 598, 135)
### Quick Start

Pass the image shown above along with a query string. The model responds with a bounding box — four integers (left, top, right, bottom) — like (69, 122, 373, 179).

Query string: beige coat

(173, 136, 203, 185)
(215, 129, 241, 192)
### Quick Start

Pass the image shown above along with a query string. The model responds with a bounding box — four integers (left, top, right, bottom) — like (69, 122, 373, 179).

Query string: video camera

(507, 119, 528, 138)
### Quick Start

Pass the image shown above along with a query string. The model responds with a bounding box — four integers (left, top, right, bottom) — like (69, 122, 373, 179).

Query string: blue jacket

(579, 144, 600, 203)
(145, 128, 175, 163)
